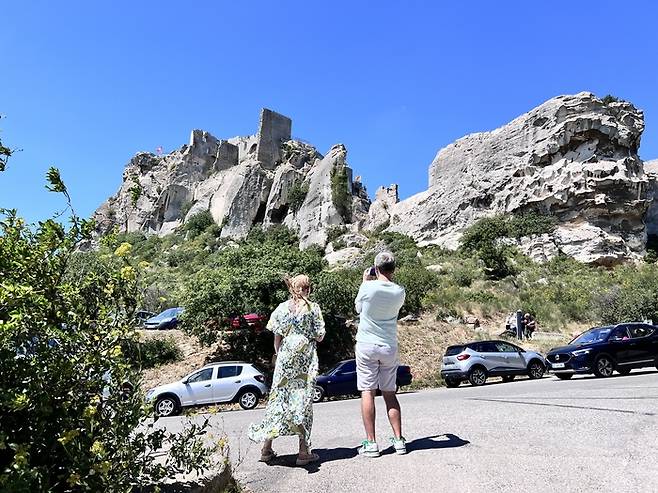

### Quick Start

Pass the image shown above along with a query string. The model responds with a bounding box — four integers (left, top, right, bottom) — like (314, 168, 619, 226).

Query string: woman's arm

(274, 334, 283, 354)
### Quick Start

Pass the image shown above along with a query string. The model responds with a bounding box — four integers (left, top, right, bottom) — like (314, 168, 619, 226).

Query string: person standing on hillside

(354, 251, 406, 457)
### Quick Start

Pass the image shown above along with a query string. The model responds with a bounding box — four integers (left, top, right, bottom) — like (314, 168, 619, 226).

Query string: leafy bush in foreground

(0, 138, 213, 491)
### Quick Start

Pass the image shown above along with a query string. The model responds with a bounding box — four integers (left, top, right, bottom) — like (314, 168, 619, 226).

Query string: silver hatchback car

(441, 340, 546, 387)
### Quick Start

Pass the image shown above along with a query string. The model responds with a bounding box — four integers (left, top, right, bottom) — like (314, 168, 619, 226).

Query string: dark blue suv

(546, 322, 658, 379)
(313, 359, 413, 402)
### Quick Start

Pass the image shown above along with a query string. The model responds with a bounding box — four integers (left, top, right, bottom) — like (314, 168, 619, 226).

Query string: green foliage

(596, 265, 658, 324)
(507, 212, 557, 238)
(395, 265, 441, 316)
(450, 267, 474, 287)
(602, 94, 620, 104)
(184, 210, 215, 238)
(123, 337, 183, 369)
(180, 200, 196, 218)
(330, 166, 352, 222)
(459, 213, 555, 279)
(128, 175, 142, 207)
(182, 227, 326, 346)
(326, 225, 347, 244)
(0, 164, 214, 490)
(287, 182, 309, 213)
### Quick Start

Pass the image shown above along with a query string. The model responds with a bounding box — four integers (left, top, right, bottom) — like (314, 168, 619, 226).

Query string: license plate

(552, 363, 565, 369)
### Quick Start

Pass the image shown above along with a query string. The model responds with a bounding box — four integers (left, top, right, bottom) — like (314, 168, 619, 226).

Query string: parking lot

(162, 371, 658, 493)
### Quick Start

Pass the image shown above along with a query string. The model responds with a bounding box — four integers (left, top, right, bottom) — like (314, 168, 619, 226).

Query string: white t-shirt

(354, 280, 406, 348)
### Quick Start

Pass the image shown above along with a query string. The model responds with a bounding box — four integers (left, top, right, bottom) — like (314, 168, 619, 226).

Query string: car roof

(202, 361, 249, 367)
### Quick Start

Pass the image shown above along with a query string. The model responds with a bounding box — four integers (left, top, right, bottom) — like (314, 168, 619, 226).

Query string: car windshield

(570, 327, 612, 345)
(155, 308, 180, 319)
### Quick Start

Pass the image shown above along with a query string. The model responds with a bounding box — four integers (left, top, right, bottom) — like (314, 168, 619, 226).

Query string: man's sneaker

(358, 440, 380, 458)
(390, 436, 407, 455)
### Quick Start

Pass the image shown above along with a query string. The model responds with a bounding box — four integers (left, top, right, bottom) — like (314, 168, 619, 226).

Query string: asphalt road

(160, 371, 658, 493)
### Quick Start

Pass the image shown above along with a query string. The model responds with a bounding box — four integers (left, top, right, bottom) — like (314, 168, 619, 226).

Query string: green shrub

(0, 156, 213, 491)
(180, 200, 196, 218)
(395, 265, 441, 315)
(123, 337, 183, 369)
(602, 94, 620, 104)
(184, 210, 214, 238)
(326, 225, 347, 244)
(451, 267, 474, 287)
(288, 181, 309, 213)
(330, 166, 352, 222)
(507, 212, 557, 238)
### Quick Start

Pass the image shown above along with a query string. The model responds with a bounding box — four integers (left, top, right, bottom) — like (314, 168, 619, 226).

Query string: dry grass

(140, 329, 216, 390)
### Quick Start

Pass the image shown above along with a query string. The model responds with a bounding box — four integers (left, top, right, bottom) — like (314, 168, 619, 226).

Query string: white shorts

(355, 342, 399, 392)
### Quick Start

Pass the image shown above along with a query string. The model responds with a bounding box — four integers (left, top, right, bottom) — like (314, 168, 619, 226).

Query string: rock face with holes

(383, 92, 649, 264)
(94, 109, 370, 244)
(644, 159, 658, 238)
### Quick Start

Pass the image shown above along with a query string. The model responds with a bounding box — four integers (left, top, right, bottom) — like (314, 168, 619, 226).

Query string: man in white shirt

(354, 251, 406, 457)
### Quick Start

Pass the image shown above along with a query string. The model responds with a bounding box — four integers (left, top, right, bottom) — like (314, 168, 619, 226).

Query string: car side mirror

(182, 378, 189, 384)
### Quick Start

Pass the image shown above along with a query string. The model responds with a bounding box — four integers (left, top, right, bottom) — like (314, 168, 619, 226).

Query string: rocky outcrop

(366, 184, 399, 231)
(94, 109, 369, 246)
(384, 92, 649, 265)
(644, 159, 658, 237)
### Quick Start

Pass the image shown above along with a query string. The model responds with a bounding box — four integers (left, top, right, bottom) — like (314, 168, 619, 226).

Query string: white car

(146, 361, 269, 416)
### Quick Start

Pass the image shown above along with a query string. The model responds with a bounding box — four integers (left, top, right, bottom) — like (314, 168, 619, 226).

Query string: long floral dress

(248, 300, 325, 447)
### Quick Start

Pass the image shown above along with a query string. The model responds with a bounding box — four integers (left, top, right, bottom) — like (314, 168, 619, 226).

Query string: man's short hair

(375, 251, 396, 274)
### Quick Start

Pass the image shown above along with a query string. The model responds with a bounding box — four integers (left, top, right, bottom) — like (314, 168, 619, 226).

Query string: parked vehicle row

(440, 322, 658, 388)
(146, 321, 658, 416)
(141, 307, 267, 332)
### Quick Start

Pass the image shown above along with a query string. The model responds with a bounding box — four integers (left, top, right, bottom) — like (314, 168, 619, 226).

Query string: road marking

(468, 398, 656, 416)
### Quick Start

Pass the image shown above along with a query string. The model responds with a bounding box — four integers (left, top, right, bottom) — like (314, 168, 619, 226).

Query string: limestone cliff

(94, 109, 370, 246)
(375, 92, 649, 265)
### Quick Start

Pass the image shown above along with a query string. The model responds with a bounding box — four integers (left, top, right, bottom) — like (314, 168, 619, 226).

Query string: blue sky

(2, 0, 658, 223)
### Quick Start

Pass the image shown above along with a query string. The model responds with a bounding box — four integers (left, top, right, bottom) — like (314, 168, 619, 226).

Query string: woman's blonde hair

(284, 274, 311, 306)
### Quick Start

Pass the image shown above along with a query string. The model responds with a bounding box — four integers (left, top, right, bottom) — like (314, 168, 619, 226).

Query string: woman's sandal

(295, 452, 320, 466)
(259, 450, 277, 462)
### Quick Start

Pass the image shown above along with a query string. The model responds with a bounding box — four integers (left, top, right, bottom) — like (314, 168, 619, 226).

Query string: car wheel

(502, 375, 515, 383)
(527, 361, 545, 380)
(556, 373, 573, 380)
(617, 367, 631, 376)
(312, 385, 325, 403)
(155, 396, 179, 417)
(445, 378, 460, 388)
(594, 356, 614, 378)
(238, 389, 260, 410)
(468, 366, 487, 386)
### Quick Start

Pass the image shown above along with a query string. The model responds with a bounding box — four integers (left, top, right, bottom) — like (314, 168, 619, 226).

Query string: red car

(229, 313, 267, 332)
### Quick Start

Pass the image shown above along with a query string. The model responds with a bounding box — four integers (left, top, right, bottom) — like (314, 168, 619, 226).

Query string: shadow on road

(406, 433, 470, 452)
(265, 433, 470, 472)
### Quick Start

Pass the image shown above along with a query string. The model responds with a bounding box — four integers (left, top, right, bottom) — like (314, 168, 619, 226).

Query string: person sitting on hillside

(523, 313, 537, 339)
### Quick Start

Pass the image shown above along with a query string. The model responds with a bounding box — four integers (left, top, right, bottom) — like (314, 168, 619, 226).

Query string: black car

(546, 322, 658, 379)
(313, 359, 413, 403)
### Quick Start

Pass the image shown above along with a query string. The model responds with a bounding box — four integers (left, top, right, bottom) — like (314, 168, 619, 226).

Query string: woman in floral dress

(248, 274, 325, 466)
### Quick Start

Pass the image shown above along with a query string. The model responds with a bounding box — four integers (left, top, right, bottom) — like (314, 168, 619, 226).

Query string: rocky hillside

(96, 93, 658, 265)
(379, 92, 649, 265)
(94, 109, 370, 248)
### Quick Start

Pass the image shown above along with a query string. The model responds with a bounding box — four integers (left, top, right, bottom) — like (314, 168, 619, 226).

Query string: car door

(183, 367, 215, 405)
(473, 342, 501, 373)
(494, 342, 527, 373)
(608, 326, 632, 365)
(328, 361, 357, 396)
(627, 325, 657, 366)
(213, 365, 244, 402)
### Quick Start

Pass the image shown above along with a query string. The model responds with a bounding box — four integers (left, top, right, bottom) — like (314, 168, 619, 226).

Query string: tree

(0, 131, 214, 491)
